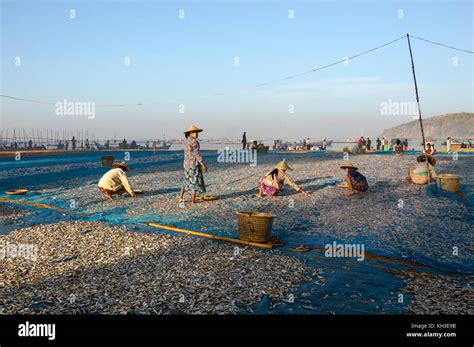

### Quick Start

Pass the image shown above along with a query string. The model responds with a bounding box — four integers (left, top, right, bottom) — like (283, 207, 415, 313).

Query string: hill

(379, 112, 474, 139)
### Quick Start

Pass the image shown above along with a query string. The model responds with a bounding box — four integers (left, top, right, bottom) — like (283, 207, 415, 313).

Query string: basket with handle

(237, 211, 275, 243)
(101, 155, 115, 168)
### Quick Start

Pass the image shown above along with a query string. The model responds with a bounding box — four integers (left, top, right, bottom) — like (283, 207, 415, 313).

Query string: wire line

(1, 33, 472, 107)
(410, 34, 474, 54)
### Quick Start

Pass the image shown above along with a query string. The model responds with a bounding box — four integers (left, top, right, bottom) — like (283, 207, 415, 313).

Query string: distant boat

(95, 142, 108, 150)
(94, 140, 171, 150)
(151, 140, 171, 150)
(204, 139, 241, 144)
(154, 143, 171, 150)
(273, 139, 333, 150)
(313, 139, 333, 147)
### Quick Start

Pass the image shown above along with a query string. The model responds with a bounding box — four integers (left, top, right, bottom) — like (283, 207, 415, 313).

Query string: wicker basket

(237, 211, 275, 243)
(101, 155, 115, 168)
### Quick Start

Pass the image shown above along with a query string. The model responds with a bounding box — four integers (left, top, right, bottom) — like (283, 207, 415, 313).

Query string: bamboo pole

(406, 33, 432, 181)
(146, 222, 275, 249)
(288, 246, 429, 268)
(0, 197, 95, 216)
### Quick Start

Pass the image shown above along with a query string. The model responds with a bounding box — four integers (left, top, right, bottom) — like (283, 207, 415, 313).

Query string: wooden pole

(0, 197, 94, 216)
(406, 34, 428, 152)
(406, 33, 431, 177)
(146, 222, 275, 249)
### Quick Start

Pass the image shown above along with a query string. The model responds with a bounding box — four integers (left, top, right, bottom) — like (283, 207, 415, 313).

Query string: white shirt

(98, 168, 133, 194)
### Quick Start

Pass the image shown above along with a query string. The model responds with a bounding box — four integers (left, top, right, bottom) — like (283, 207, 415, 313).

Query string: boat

(95, 142, 109, 150)
(313, 139, 333, 147)
(445, 142, 474, 152)
(273, 139, 333, 151)
(155, 143, 171, 150)
(152, 140, 171, 150)
(250, 140, 269, 153)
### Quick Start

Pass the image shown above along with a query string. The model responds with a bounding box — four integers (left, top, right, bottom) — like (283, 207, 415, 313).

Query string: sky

(1, 0, 473, 141)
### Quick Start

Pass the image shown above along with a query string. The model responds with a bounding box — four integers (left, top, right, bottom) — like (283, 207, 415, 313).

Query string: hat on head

(340, 162, 358, 170)
(184, 125, 203, 134)
(113, 161, 130, 172)
(275, 159, 292, 171)
(416, 154, 436, 166)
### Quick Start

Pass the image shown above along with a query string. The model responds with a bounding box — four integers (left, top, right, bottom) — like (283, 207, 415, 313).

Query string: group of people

(97, 125, 437, 203)
(358, 136, 373, 151)
(365, 137, 410, 152)
(256, 159, 370, 197)
(98, 125, 209, 203)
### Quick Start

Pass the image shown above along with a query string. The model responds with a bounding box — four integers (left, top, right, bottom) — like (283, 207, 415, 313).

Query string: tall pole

(406, 33, 431, 177)
(406, 33, 427, 151)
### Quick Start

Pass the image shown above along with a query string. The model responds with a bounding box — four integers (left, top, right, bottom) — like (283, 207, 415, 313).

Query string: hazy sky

(1, 0, 472, 141)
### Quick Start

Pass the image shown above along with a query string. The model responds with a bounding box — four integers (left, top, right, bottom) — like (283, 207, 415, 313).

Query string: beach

(0, 150, 472, 314)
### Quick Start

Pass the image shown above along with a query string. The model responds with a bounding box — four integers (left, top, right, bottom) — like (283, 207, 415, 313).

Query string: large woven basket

(101, 155, 115, 168)
(237, 211, 275, 243)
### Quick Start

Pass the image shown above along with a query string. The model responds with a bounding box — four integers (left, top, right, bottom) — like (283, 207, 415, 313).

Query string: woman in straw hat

(98, 162, 137, 200)
(407, 154, 437, 185)
(340, 162, 368, 195)
(178, 125, 208, 204)
(257, 159, 309, 197)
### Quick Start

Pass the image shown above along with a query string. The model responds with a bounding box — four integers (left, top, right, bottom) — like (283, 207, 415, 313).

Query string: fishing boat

(273, 139, 333, 151)
(154, 142, 171, 150)
(250, 140, 269, 153)
(95, 142, 108, 150)
(313, 139, 333, 147)
(443, 141, 474, 152)
(144, 140, 171, 150)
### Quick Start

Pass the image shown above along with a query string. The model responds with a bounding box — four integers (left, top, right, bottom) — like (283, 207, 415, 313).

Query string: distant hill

(379, 112, 474, 139)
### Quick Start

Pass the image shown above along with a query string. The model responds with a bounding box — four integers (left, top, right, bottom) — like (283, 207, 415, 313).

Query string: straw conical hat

(113, 161, 130, 172)
(184, 125, 203, 134)
(275, 159, 292, 171)
(340, 162, 358, 170)
(417, 154, 436, 166)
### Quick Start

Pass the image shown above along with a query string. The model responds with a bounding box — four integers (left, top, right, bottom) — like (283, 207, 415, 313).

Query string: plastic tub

(436, 174, 461, 193)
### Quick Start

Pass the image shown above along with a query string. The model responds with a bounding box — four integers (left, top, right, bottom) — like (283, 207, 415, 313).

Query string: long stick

(146, 222, 275, 249)
(0, 197, 95, 216)
(407, 33, 431, 176)
(406, 34, 427, 148)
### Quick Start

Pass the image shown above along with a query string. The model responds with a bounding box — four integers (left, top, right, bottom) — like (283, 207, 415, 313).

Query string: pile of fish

(400, 271, 474, 314)
(0, 204, 27, 222)
(53, 153, 473, 270)
(0, 221, 319, 314)
(1, 151, 472, 314)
